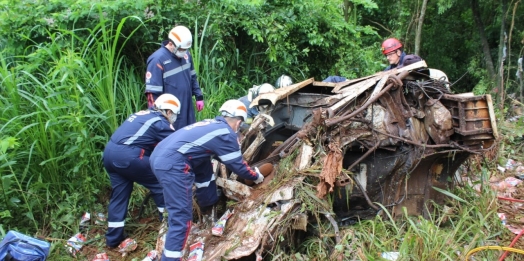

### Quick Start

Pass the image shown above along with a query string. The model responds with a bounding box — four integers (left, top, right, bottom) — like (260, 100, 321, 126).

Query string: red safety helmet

(381, 38, 403, 55)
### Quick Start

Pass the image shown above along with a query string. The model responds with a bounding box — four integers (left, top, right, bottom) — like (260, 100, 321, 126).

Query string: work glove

(196, 100, 204, 112)
(253, 167, 265, 184)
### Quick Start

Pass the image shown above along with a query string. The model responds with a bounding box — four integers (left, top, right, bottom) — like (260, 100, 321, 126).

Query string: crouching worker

(150, 99, 265, 261)
(104, 94, 181, 248)
(238, 83, 276, 124)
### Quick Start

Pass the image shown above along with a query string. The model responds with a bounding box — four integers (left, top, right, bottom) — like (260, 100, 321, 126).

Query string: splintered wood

(316, 139, 343, 198)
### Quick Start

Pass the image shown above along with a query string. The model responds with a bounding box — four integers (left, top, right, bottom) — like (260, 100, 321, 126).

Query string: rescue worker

(238, 83, 276, 123)
(145, 25, 204, 130)
(381, 38, 422, 71)
(275, 74, 293, 88)
(322, 76, 347, 83)
(104, 94, 181, 248)
(150, 99, 265, 261)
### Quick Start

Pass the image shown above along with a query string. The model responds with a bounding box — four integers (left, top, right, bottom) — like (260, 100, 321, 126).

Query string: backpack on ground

(0, 231, 50, 261)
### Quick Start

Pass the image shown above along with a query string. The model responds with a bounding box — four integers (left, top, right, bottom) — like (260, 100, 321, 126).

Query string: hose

(465, 246, 524, 260)
(496, 196, 524, 260)
(498, 229, 524, 260)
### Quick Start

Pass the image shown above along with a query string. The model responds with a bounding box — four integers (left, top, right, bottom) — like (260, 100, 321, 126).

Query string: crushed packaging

(79, 212, 91, 230)
(142, 250, 159, 261)
(212, 209, 233, 236)
(65, 233, 86, 257)
(95, 212, 107, 225)
(187, 241, 204, 261)
(118, 238, 138, 254)
(92, 252, 109, 261)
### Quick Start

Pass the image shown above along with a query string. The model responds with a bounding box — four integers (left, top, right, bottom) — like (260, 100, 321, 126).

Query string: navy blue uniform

(145, 43, 203, 130)
(104, 110, 175, 247)
(384, 52, 422, 71)
(384, 52, 407, 71)
(150, 116, 258, 261)
(322, 76, 347, 83)
(238, 95, 260, 120)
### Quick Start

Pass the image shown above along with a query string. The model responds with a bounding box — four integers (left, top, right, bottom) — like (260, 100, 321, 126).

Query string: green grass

(0, 12, 523, 261)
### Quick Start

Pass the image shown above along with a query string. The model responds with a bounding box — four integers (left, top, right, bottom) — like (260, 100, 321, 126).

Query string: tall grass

(0, 16, 144, 236)
(191, 13, 245, 121)
(290, 182, 509, 261)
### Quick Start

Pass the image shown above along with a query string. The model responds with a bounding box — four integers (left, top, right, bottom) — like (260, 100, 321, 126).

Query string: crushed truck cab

(176, 61, 498, 260)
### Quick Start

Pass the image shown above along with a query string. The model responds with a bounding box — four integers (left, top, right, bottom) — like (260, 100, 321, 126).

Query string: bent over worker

(238, 83, 276, 123)
(104, 94, 181, 248)
(150, 99, 265, 261)
(145, 25, 204, 130)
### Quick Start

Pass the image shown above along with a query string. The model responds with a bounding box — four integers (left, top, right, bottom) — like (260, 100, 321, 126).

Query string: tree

(414, 0, 428, 55)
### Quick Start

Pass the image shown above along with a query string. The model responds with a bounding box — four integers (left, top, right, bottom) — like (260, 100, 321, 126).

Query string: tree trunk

(414, 0, 428, 56)
(496, 0, 508, 110)
(343, 0, 350, 23)
(470, 0, 496, 81)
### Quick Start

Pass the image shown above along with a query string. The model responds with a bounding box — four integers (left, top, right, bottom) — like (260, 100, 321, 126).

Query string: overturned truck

(177, 61, 498, 260)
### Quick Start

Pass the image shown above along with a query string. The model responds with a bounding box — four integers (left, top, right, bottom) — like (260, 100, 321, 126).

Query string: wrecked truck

(168, 61, 498, 260)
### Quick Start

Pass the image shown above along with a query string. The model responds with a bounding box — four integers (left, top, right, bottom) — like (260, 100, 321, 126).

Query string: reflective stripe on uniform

(190, 69, 196, 76)
(124, 117, 162, 145)
(177, 128, 230, 154)
(163, 63, 191, 79)
(108, 221, 125, 228)
(164, 249, 183, 258)
(146, 84, 163, 92)
(195, 174, 216, 188)
(158, 207, 165, 213)
(218, 150, 241, 162)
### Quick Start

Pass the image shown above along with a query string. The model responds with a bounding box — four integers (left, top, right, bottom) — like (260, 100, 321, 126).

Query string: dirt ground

(65, 209, 162, 260)
(64, 159, 524, 261)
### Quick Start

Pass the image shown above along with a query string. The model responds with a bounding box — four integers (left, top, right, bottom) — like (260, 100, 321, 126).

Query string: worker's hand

(196, 100, 204, 112)
(253, 167, 265, 184)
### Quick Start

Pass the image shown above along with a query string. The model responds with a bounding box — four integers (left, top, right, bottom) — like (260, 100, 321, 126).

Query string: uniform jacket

(109, 110, 174, 153)
(145, 44, 203, 130)
(153, 116, 258, 181)
(238, 95, 260, 120)
(384, 52, 423, 71)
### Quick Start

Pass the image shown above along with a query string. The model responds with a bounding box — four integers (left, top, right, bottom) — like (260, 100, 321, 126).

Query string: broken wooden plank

(294, 143, 314, 170)
(243, 132, 265, 163)
(216, 177, 252, 200)
(332, 60, 428, 93)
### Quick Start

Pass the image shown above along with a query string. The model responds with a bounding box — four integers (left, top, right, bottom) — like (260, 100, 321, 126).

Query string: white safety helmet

(247, 83, 275, 102)
(168, 26, 192, 49)
(429, 68, 450, 90)
(219, 100, 248, 121)
(154, 94, 181, 124)
(275, 75, 293, 88)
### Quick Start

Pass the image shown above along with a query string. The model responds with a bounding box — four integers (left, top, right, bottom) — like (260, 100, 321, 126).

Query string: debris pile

(168, 61, 499, 259)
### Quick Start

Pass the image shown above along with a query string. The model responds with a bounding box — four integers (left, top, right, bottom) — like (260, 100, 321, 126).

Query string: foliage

(0, 15, 143, 236)
(1, 0, 524, 260)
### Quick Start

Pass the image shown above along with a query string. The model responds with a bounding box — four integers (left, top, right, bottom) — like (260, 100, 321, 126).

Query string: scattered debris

(95, 212, 107, 225)
(187, 240, 205, 261)
(92, 252, 109, 261)
(79, 212, 91, 231)
(65, 233, 86, 257)
(381, 251, 400, 261)
(212, 209, 234, 236)
(157, 62, 499, 259)
(118, 238, 137, 257)
(142, 250, 159, 261)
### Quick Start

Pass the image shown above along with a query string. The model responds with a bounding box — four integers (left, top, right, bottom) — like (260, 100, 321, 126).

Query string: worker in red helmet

(381, 38, 422, 71)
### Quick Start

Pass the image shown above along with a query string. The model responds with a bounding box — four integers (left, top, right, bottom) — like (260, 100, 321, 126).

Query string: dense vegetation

(1, 0, 524, 259)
